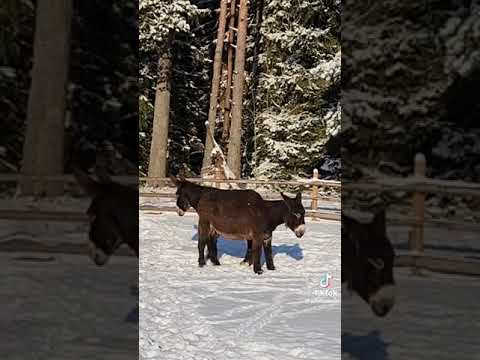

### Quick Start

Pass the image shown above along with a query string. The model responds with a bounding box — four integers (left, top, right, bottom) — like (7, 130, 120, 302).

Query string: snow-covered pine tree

(251, 0, 340, 180)
(139, 0, 212, 176)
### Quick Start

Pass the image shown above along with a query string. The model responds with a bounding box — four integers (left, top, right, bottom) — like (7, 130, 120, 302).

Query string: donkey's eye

(294, 213, 301, 218)
(367, 258, 384, 270)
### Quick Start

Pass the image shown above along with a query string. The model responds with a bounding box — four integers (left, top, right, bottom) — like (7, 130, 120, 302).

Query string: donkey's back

(198, 188, 266, 217)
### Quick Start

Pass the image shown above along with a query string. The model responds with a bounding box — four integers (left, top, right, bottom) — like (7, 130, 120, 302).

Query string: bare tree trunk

(20, 0, 72, 196)
(201, 0, 229, 174)
(148, 46, 172, 180)
(250, 0, 264, 169)
(227, 0, 249, 178)
(222, 0, 237, 142)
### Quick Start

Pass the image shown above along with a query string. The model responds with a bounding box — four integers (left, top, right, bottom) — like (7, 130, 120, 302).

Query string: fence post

(214, 167, 222, 189)
(311, 168, 319, 210)
(411, 153, 426, 274)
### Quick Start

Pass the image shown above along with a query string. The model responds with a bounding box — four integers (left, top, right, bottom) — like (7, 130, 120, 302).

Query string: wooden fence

(139, 154, 480, 275)
(139, 169, 341, 221)
(344, 153, 480, 276)
(0, 174, 138, 185)
(0, 170, 341, 223)
(1, 159, 480, 277)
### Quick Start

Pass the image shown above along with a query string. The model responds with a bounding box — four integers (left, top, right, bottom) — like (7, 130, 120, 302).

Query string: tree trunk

(148, 47, 172, 180)
(250, 0, 264, 168)
(227, 0, 249, 178)
(222, 0, 237, 143)
(201, 0, 229, 174)
(20, 0, 72, 196)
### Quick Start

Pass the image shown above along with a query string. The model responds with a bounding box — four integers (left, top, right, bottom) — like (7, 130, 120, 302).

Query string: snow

(2, 251, 138, 359)
(342, 268, 480, 360)
(140, 212, 341, 360)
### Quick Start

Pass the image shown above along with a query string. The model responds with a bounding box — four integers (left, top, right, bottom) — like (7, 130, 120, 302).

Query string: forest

(2, 1, 479, 188)
(139, 0, 341, 180)
(1, 0, 138, 192)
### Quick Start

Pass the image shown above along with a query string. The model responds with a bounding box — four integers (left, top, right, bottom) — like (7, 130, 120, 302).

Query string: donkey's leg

(251, 238, 263, 275)
(198, 219, 209, 267)
(241, 240, 252, 265)
(207, 234, 221, 265)
(263, 237, 275, 270)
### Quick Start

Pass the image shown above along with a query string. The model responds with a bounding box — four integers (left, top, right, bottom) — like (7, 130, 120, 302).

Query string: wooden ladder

(202, 0, 249, 176)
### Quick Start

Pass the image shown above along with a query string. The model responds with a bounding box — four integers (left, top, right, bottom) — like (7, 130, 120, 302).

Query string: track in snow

(140, 212, 341, 360)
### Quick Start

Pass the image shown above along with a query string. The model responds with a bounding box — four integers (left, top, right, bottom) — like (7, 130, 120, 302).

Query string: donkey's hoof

(211, 259, 221, 266)
(267, 265, 276, 271)
(199, 260, 206, 267)
(254, 269, 264, 275)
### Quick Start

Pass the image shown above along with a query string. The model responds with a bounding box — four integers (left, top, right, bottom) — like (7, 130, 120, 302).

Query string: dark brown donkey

(222, 196, 305, 269)
(171, 176, 305, 274)
(342, 210, 395, 317)
(74, 169, 138, 265)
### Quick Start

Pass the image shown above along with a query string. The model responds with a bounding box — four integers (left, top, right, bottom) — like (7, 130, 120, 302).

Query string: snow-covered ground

(2, 194, 478, 359)
(140, 212, 341, 360)
(342, 268, 480, 360)
(141, 210, 480, 360)
(2, 252, 138, 360)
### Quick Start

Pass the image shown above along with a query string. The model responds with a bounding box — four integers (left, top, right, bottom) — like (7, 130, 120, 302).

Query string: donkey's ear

(280, 192, 292, 209)
(296, 192, 302, 201)
(73, 167, 100, 196)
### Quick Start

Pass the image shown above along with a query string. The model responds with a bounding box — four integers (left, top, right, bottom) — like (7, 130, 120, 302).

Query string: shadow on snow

(191, 225, 304, 263)
(341, 331, 390, 360)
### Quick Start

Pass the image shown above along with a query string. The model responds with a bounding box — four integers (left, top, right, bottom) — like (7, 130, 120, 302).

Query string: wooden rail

(343, 176, 480, 197)
(0, 174, 138, 184)
(139, 205, 340, 221)
(396, 254, 480, 277)
(0, 209, 88, 222)
(140, 175, 341, 188)
(140, 170, 340, 212)
(139, 192, 340, 204)
(2, 208, 478, 232)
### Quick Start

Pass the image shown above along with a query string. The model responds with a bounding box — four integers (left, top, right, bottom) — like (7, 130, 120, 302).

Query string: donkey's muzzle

(176, 207, 185, 216)
(369, 284, 395, 317)
(295, 224, 305, 238)
(88, 241, 109, 266)
(93, 253, 109, 266)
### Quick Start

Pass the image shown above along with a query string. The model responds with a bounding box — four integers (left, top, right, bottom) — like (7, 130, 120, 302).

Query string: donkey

(342, 209, 395, 317)
(226, 195, 305, 269)
(74, 168, 138, 265)
(171, 176, 305, 274)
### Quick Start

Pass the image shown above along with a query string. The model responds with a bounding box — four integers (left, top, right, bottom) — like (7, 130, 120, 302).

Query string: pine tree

(139, 0, 211, 176)
(252, 0, 340, 179)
